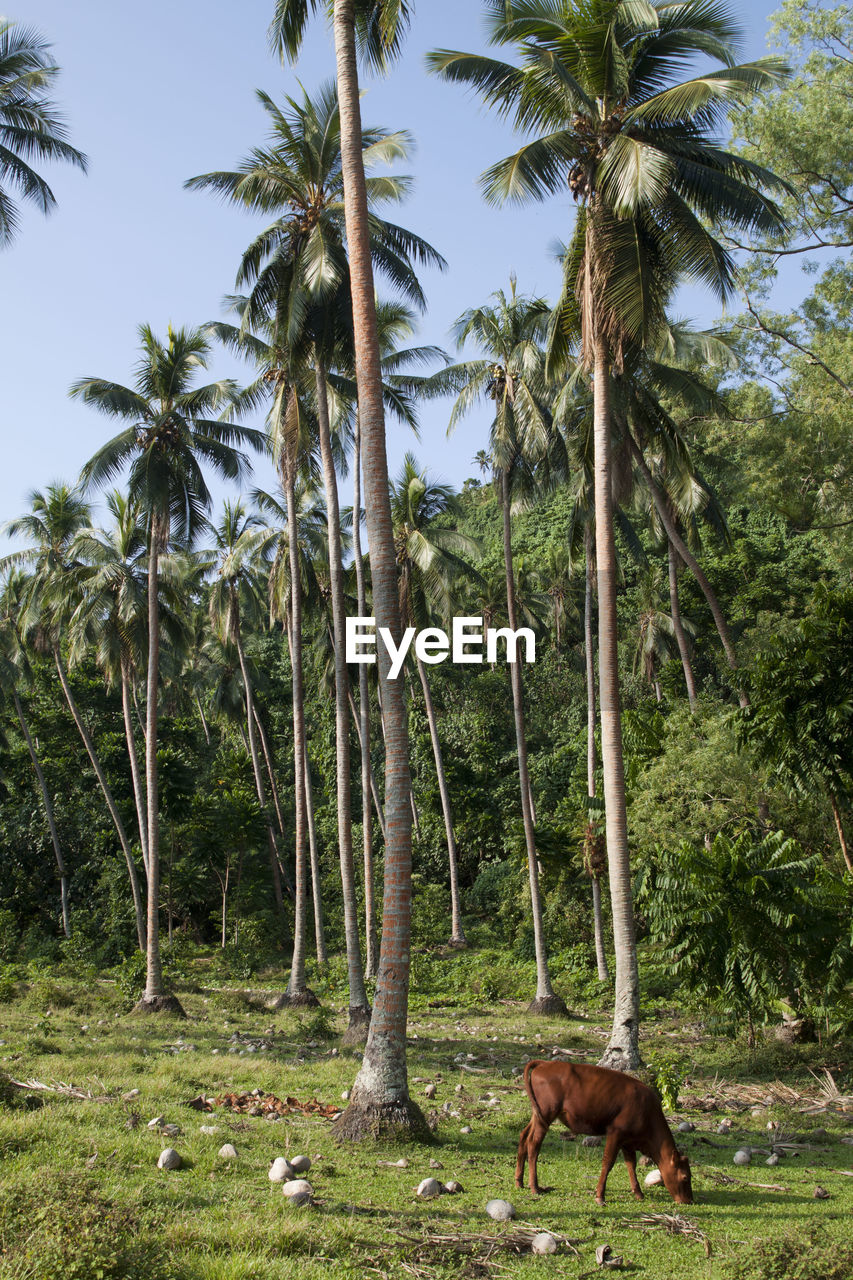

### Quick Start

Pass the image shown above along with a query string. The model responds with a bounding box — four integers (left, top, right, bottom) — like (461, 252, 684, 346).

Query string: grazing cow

(516, 1060, 693, 1206)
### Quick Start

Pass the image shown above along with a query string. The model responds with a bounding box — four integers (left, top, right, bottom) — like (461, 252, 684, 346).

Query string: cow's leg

(623, 1147, 643, 1201)
(527, 1119, 550, 1195)
(515, 1120, 531, 1190)
(595, 1131, 622, 1206)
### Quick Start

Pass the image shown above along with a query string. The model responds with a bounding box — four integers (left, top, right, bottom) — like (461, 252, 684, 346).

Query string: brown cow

(516, 1060, 693, 1206)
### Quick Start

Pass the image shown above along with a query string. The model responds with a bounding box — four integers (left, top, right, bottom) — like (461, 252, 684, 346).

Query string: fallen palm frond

(619, 1212, 712, 1257)
(7, 1076, 112, 1102)
(803, 1068, 853, 1115)
(215, 1091, 341, 1118)
(391, 1223, 586, 1274)
(700, 1170, 789, 1193)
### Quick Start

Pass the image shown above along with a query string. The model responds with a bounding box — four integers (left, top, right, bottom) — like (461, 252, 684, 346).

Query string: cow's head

(668, 1150, 693, 1205)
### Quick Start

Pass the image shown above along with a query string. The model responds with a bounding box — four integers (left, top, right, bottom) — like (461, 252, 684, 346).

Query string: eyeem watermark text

(345, 616, 536, 679)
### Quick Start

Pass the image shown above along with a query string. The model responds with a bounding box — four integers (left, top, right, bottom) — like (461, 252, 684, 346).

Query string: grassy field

(1, 962, 851, 1280)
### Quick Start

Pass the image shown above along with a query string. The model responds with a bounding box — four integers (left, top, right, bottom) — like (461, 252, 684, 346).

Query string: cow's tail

(522, 1059, 546, 1126)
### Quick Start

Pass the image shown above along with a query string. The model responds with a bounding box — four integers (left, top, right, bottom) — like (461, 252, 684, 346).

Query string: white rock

(218, 1144, 238, 1160)
(199, 1125, 219, 1136)
(282, 1179, 314, 1205)
(147, 1116, 165, 1129)
(424, 1083, 437, 1099)
(393, 1158, 409, 1168)
(289, 1155, 311, 1174)
(677, 1121, 695, 1133)
(157, 1148, 182, 1170)
(531, 1232, 558, 1256)
(733, 1149, 751, 1166)
(416, 1177, 444, 1199)
(269, 1157, 295, 1182)
(644, 1169, 664, 1187)
(341, 1089, 350, 1101)
(444, 1180, 464, 1194)
(486, 1199, 515, 1222)
(429, 1158, 443, 1169)
(766, 1153, 779, 1166)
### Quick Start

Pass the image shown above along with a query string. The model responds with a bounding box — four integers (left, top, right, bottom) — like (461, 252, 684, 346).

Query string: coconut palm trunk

(500, 467, 566, 1016)
(121, 661, 150, 882)
(13, 687, 70, 938)
(591, 323, 640, 1070)
(667, 540, 697, 711)
(584, 527, 609, 983)
(232, 613, 287, 919)
(53, 646, 147, 953)
(627, 435, 747, 707)
(829, 795, 853, 875)
(332, 0, 425, 1138)
(195, 693, 212, 745)
(353, 414, 379, 979)
(314, 354, 371, 1039)
(414, 656, 466, 947)
(272, 460, 316, 1008)
(347, 685, 387, 839)
(139, 520, 184, 1012)
(251, 702, 291, 911)
(302, 739, 328, 964)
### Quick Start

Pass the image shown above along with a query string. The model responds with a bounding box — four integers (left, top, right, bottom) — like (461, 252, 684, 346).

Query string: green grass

(0, 970, 851, 1280)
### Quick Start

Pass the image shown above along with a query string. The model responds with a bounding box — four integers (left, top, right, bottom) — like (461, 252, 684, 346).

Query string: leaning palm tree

(2, 484, 146, 950)
(431, 0, 789, 1068)
(0, 571, 70, 936)
(390, 452, 479, 948)
(0, 19, 86, 245)
(269, 0, 430, 1140)
(429, 282, 568, 1016)
(72, 324, 264, 1014)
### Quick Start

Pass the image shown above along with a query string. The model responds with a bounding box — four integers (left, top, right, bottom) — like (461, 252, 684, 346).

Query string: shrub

(724, 1230, 853, 1280)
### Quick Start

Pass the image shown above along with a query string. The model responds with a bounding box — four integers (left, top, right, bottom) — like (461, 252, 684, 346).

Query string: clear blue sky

(2, 0, 792, 551)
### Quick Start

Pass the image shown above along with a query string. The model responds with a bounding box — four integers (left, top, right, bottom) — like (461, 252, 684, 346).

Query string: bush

(724, 1230, 853, 1280)
(646, 1051, 691, 1110)
(114, 951, 146, 1008)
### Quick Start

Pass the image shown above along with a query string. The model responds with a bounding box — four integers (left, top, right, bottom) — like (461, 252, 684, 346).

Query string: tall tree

(390, 452, 478, 948)
(269, 0, 431, 1139)
(431, 0, 789, 1068)
(73, 325, 264, 1014)
(0, 19, 86, 245)
(431, 282, 567, 1015)
(3, 485, 146, 950)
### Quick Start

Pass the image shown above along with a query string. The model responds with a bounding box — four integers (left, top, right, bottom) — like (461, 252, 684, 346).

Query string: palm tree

(431, 0, 789, 1069)
(0, 20, 86, 245)
(2, 484, 146, 950)
(191, 81, 443, 1044)
(431, 283, 567, 1016)
(73, 325, 264, 1014)
(269, 0, 431, 1140)
(205, 499, 292, 928)
(390, 452, 479, 948)
(0, 571, 69, 936)
(633, 566, 681, 702)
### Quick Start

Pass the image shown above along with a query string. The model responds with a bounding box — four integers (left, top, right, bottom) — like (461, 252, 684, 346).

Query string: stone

(416, 1178, 444, 1199)
(455, 1084, 464, 1094)
(531, 1232, 558, 1256)
(582, 1135, 602, 1147)
(341, 1090, 350, 1101)
(717, 1120, 732, 1135)
(814, 1185, 830, 1199)
(161, 1123, 181, 1138)
(766, 1154, 779, 1166)
(289, 1155, 311, 1174)
(393, 1158, 409, 1168)
(122, 1088, 140, 1101)
(733, 1150, 751, 1166)
(644, 1169, 663, 1187)
(444, 1180, 464, 1194)
(147, 1116, 165, 1129)
(485, 1199, 515, 1222)
(157, 1148, 182, 1170)
(424, 1083, 437, 1099)
(199, 1125, 219, 1136)
(282, 1179, 314, 1205)
(460, 1125, 473, 1135)
(677, 1121, 695, 1133)
(429, 1158, 443, 1170)
(218, 1144, 238, 1160)
(269, 1157, 294, 1182)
